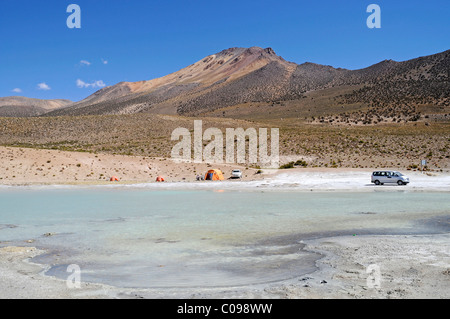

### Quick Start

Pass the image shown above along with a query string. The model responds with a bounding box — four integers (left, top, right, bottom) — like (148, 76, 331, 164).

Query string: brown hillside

(44, 48, 449, 124)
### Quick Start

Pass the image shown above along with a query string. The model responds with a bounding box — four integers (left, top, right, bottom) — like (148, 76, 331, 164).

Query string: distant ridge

(0, 96, 72, 117)
(8, 47, 450, 120)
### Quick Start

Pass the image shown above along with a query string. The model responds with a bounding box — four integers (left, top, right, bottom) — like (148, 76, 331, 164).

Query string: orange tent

(110, 176, 119, 181)
(156, 176, 165, 182)
(204, 169, 224, 181)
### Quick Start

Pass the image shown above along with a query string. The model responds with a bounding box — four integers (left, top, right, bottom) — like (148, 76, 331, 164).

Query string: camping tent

(204, 169, 224, 181)
(156, 176, 165, 182)
(110, 176, 119, 181)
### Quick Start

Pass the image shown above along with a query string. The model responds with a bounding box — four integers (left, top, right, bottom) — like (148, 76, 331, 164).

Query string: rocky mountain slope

(48, 47, 292, 116)
(8, 47, 450, 121)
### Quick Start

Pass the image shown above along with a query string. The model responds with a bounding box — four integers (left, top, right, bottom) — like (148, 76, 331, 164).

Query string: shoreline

(1, 146, 449, 190)
(1, 170, 449, 193)
(1, 231, 449, 299)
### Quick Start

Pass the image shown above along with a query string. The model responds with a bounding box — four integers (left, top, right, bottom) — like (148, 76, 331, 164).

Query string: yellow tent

(204, 169, 224, 181)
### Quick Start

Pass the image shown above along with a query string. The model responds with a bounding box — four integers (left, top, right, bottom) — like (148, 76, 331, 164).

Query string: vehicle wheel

(397, 180, 404, 186)
(374, 180, 380, 185)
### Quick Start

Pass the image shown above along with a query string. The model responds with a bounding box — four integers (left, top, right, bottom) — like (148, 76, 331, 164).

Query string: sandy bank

(1, 233, 449, 299)
(0, 146, 261, 185)
(0, 246, 117, 299)
(0, 146, 450, 191)
(1, 146, 449, 191)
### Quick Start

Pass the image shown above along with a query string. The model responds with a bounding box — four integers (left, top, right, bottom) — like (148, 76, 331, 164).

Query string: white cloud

(80, 60, 91, 66)
(12, 88, 22, 93)
(37, 82, 51, 90)
(101, 58, 108, 65)
(76, 79, 87, 88)
(76, 79, 106, 89)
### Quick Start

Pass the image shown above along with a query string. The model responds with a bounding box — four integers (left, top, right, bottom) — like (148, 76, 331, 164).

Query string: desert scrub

(279, 160, 308, 169)
(294, 159, 308, 167)
(279, 162, 295, 169)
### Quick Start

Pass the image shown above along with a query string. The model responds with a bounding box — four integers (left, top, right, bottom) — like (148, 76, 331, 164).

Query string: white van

(231, 169, 242, 179)
(371, 171, 409, 186)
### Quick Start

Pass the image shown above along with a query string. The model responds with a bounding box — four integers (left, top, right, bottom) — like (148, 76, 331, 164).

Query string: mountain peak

(264, 47, 276, 55)
(216, 46, 278, 57)
(42, 47, 450, 118)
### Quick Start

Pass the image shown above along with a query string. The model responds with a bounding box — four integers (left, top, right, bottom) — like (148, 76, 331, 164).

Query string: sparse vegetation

(0, 113, 448, 170)
(0, 48, 448, 172)
(279, 162, 295, 169)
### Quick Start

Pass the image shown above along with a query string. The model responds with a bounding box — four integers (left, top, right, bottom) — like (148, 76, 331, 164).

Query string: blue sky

(0, 0, 449, 102)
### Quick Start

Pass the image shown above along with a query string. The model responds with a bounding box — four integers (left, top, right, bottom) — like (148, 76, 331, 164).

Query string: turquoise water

(0, 188, 449, 288)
